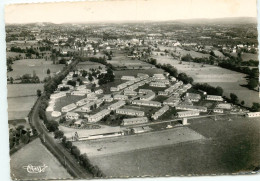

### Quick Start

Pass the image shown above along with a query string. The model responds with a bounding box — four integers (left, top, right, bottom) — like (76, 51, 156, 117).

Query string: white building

(206, 95, 223, 102)
(158, 91, 168, 96)
(132, 100, 162, 107)
(66, 112, 80, 120)
(246, 112, 260, 118)
(121, 76, 136, 80)
(76, 98, 89, 107)
(152, 105, 169, 120)
(95, 89, 103, 94)
(213, 109, 224, 113)
(116, 109, 145, 117)
(149, 82, 167, 87)
(87, 109, 111, 122)
(51, 111, 61, 118)
(122, 117, 148, 126)
(124, 90, 137, 96)
(139, 91, 155, 101)
(131, 126, 151, 134)
(50, 92, 67, 100)
(177, 111, 200, 118)
(153, 74, 166, 80)
(216, 103, 232, 109)
(62, 103, 77, 112)
(101, 94, 114, 102)
(185, 93, 201, 102)
(176, 105, 207, 112)
(114, 94, 128, 101)
(107, 101, 126, 110)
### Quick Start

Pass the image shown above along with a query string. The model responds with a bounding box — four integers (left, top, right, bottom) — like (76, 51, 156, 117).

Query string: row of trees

(61, 136, 105, 177)
(193, 83, 223, 96)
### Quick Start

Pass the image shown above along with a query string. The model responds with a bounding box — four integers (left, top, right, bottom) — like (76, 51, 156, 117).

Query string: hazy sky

(5, 0, 258, 24)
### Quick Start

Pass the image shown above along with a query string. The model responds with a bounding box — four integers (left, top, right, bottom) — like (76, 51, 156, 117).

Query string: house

(139, 89, 153, 94)
(213, 109, 224, 113)
(246, 112, 260, 118)
(152, 105, 169, 120)
(158, 91, 168, 96)
(80, 102, 97, 112)
(149, 82, 167, 87)
(107, 101, 126, 110)
(185, 93, 201, 102)
(121, 76, 136, 80)
(50, 92, 67, 99)
(177, 111, 200, 118)
(216, 103, 232, 109)
(206, 95, 223, 101)
(51, 111, 61, 117)
(76, 98, 89, 107)
(62, 103, 77, 112)
(124, 90, 137, 96)
(122, 117, 148, 126)
(101, 94, 114, 102)
(116, 109, 145, 117)
(153, 74, 166, 80)
(139, 91, 155, 101)
(132, 100, 162, 107)
(176, 105, 207, 112)
(87, 109, 111, 122)
(95, 89, 103, 94)
(110, 87, 119, 92)
(66, 112, 80, 120)
(114, 94, 128, 101)
(71, 90, 88, 96)
(163, 96, 180, 106)
(131, 126, 151, 134)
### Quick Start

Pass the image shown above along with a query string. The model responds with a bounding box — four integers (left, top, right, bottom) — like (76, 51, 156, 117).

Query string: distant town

(7, 18, 260, 179)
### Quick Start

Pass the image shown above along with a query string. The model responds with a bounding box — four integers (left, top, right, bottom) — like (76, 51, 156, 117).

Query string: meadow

(241, 52, 258, 61)
(153, 55, 260, 106)
(7, 84, 44, 120)
(90, 116, 260, 177)
(7, 59, 65, 81)
(10, 138, 72, 180)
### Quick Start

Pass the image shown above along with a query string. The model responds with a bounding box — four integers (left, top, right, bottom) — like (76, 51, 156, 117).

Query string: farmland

(10, 138, 72, 180)
(7, 84, 44, 120)
(74, 127, 205, 157)
(7, 59, 65, 81)
(89, 116, 260, 177)
(152, 55, 260, 106)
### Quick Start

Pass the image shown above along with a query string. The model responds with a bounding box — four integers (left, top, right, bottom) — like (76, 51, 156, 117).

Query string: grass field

(89, 116, 260, 177)
(7, 84, 44, 120)
(7, 59, 64, 81)
(241, 53, 258, 61)
(10, 138, 72, 180)
(75, 127, 205, 157)
(76, 61, 106, 71)
(153, 55, 260, 106)
(6, 52, 26, 59)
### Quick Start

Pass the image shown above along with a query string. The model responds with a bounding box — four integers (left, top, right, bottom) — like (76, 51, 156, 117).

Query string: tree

(10, 77, 13, 84)
(47, 68, 51, 75)
(248, 78, 258, 90)
(37, 89, 42, 97)
(251, 102, 260, 112)
(88, 74, 93, 82)
(54, 130, 64, 139)
(241, 100, 245, 106)
(230, 93, 238, 104)
(46, 120, 59, 132)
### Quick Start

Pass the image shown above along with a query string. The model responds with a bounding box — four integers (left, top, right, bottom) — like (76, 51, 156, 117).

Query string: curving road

(30, 98, 92, 179)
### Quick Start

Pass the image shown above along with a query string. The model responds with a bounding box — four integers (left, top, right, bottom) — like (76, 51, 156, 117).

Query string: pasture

(10, 138, 72, 180)
(7, 84, 44, 120)
(153, 55, 260, 106)
(90, 116, 260, 177)
(241, 53, 258, 61)
(7, 59, 64, 81)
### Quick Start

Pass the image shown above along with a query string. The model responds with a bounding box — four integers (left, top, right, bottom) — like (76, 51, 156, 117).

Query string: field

(7, 84, 44, 120)
(241, 53, 258, 61)
(74, 127, 205, 157)
(10, 138, 72, 180)
(153, 55, 260, 106)
(109, 50, 154, 69)
(6, 52, 26, 59)
(7, 59, 65, 81)
(89, 116, 260, 177)
(76, 61, 106, 70)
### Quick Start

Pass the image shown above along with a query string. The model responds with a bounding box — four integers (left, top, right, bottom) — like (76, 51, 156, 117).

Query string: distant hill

(173, 17, 257, 24)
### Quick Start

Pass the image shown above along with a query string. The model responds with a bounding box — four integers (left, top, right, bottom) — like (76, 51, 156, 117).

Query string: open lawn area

(241, 53, 258, 61)
(10, 138, 72, 180)
(89, 116, 260, 177)
(7, 59, 65, 81)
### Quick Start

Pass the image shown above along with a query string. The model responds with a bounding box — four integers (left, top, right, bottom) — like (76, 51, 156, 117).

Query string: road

(30, 98, 92, 179)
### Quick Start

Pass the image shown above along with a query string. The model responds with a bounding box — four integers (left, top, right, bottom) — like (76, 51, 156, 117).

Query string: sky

(4, 0, 258, 24)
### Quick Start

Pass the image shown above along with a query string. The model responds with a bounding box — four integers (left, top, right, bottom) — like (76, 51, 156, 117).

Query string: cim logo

(22, 163, 48, 174)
